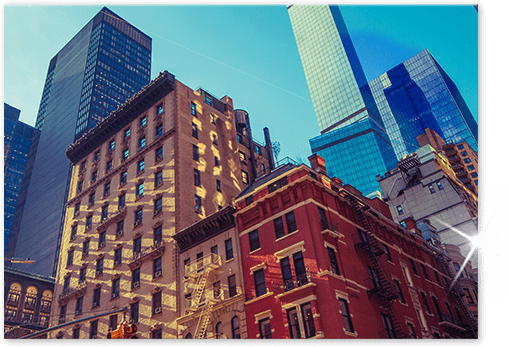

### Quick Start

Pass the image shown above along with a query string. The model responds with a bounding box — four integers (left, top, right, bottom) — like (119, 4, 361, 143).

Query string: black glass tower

(6, 7, 151, 276)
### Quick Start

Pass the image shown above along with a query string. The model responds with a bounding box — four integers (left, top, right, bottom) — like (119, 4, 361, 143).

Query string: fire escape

(184, 253, 222, 339)
(349, 195, 407, 339)
(398, 153, 421, 188)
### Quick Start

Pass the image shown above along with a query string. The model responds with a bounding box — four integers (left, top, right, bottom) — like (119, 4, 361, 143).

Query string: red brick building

(233, 154, 477, 339)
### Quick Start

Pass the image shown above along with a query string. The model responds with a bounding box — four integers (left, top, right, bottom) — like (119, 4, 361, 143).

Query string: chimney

(308, 153, 328, 176)
(403, 217, 422, 237)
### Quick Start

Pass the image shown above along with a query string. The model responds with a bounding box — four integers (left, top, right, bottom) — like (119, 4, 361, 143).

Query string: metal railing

(184, 253, 222, 277)
(58, 281, 87, 303)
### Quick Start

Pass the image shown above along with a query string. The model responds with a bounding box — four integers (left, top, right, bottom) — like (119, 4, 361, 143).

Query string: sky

(3, 3, 478, 164)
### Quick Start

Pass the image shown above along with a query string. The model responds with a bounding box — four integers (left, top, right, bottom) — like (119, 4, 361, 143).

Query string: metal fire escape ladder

(435, 248, 478, 337)
(190, 267, 212, 310)
(349, 195, 407, 339)
(194, 300, 214, 339)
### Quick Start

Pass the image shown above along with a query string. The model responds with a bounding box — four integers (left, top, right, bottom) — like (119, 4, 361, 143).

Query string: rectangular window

(192, 122, 198, 138)
(124, 128, 131, 140)
(254, 268, 267, 297)
(211, 245, 218, 255)
(228, 274, 236, 297)
(216, 179, 221, 192)
(137, 159, 145, 174)
(280, 257, 293, 291)
(133, 237, 142, 255)
(155, 170, 163, 187)
(154, 225, 162, 244)
(120, 170, 127, 185)
(74, 201, 81, 217)
(214, 156, 219, 167)
(420, 263, 430, 280)
(109, 139, 115, 152)
(194, 169, 201, 186)
(463, 158, 471, 163)
(79, 267, 87, 283)
(89, 191, 95, 205)
(434, 270, 442, 286)
(249, 230, 260, 252)
(136, 182, 144, 198)
(467, 165, 475, 170)
(83, 240, 89, 256)
(381, 313, 396, 338)
(67, 249, 74, 267)
(122, 149, 129, 161)
(428, 185, 435, 194)
(114, 247, 122, 266)
(109, 314, 118, 331)
(274, 217, 285, 239)
(407, 323, 416, 338)
(86, 215, 92, 230)
(140, 116, 147, 128)
(210, 114, 216, 124)
(157, 104, 164, 114)
(193, 144, 199, 161)
(259, 318, 272, 339)
(213, 280, 221, 299)
(105, 160, 113, 174)
(205, 95, 212, 106)
(301, 302, 316, 338)
(101, 204, 108, 221)
(93, 150, 100, 162)
(152, 291, 162, 316)
(112, 278, 120, 297)
(241, 170, 249, 184)
(104, 181, 111, 197)
(132, 268, 140, 289)
(437, 181, 444, 190)
(76, 296, 83, 315)
(464, 288, 475, 304)
(90, 319, 98, 338)
(285, 211, 297, 233)
(225, 238, 233, 260)
(77, 180, 83, 194)
(135, 209, 143, 226)
(293, 251, 307, 285)
(96, 258, 103, 276)
(338, 298, 354, 333)
(153, 257, 162, 278)
(420, 292, 431, 314)
(138, 137, 146, 150)
(287, 307, 301, 339)
(70, 225, 77, 241)
(191, 102, 197, 116)
(255, 146, 261, 155)
(156, 124, 163, 138)
(92, 288, 101, 308)
(99, 231, 106, 247)
(394, 280, 406, 304)
(383, 244, 392, 262)
(239, 151, 246, 162)
(116, 219, 124, 237)
(118, 193, 126, 209)
(327, 247, 340, 275)
(457, 144, 464, 150)
(409, 258, 419, 276)
(131, 301, 139, 323)
(155, 146, 163, 162)
(194, 195, 202, 214)
(396, 205, 404, 215)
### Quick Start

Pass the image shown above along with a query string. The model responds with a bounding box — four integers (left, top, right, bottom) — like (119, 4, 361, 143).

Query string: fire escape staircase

(349, 195, 407, 339)
(194, 300, 214, 339)
(435, 248, 478, 337)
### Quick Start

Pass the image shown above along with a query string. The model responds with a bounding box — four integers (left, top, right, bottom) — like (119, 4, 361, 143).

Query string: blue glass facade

(310, 118, 398, 195)
(4, 104, 37, 250)
(7, 7, 151, 276)
(368, 49, 478, 160)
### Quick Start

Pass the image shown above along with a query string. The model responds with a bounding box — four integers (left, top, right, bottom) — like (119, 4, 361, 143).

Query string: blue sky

(4, 4, 477, 164)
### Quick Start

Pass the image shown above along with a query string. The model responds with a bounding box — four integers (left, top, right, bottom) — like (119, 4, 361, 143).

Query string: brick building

(234, 154, 477, 339)
(48, 71, 271, 339)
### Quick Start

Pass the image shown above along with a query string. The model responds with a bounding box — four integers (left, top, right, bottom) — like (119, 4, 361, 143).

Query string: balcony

(128, 241, 165, 270)
(58, 281, 87, 304)
(97, 206, 127, 232)
(184, 253, 222, 278)
(320, 220, 341, 238)
(273, 271, 313, 296)
(439, 312, 467, 331)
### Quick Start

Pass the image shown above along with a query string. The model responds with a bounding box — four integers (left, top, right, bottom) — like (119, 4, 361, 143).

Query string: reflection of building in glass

(48, 72, 271, 339)
(288, 5, 477, 196)
(7, 7, 152, 277)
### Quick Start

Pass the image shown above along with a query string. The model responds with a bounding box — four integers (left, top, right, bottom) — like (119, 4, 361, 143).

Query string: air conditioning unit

(155, 307, 162, 314)
(114, 260, 120, 266)
(99, 242, 105, 248)
(155, 270, 162, 278)
(86, 225, 91, 230)
(117, 231, 124, 237)
(133, 281, 140, 288)
(92, 335, 98, 339)
(111, 292, 119, 299)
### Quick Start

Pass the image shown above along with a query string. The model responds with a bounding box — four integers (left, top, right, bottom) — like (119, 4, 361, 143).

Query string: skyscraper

(288, 5, 398, 195)
(6, 7, 151, 276)
(4, 104, 38, 250)
(288, 5, 477, 196)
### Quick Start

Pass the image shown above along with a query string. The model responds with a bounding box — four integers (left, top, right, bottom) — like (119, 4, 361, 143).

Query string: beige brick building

(48, 71, 271, 339)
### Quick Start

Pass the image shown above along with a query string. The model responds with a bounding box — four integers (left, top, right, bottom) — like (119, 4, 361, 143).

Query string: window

(475, 179, 478, 185)
(193, 144, 199, 161)
(93, 150, 100, 162)
(464, 158, 471, 164)
(59, 305, 67, 324)
(421, 292, 431, 314)
(96, 258, 104, 276)
(136, 182, 144, 198)
(293, 251, 307, 285)
(428, 185, 435, 194)
(434, 270, 442, 285)
(140, 115, 147, 128)
(101, 204, 108, 221)
(241, 170, 249, 184)
(216, 179, 221, 192)
(77, 180, 83, 194)
(122, 149, 129, 161)
(471, 172, 478, 178)
(407, 323, 416, 338)
(211, 245, 218, 254)
(420, 263, 430, 280)
(457, 144, 464, 150)
(213, 281, 221, 299)
(115, 220, 124, 238)
(138, 137, 146, 150)
(89, 191, 95, 205)
(225, 238, 233, 260)
(135, 208, 143, 226)
(70, 225, 77, 241)
(75, 201, 81, 217)
(239, 151, 246, 162)
(194, 195, 202, 214)
(192, 123, 198, 138)
(231, 316, 241, 339)
(90, 319, 99, 338)
(228, 275, 237, 297)
(118, 193, 126, 210)
(114, 247, 122, 266)
(437, 181, 444, 190)
(79, 267, 87, 283)
(467, 165, 475, 170)
(259, 317, 272, 339)
(383, 244, 392, 262)
(211, 114, 216, 124)
(83, 240, 89, 256)
(130, 301, 139, 323)
(394, 280, 406, 304)
(80, 161, 86, 173)
(286, 211, 297, 233)
(67, 249, 74, 267)
(301, 302, 316, 338)
(104, 181, 111, 197)
(287, 307, 300, 339)
(205, 95, 212, 106)
(120, 170, 127, 185)
(254, 268, 267, 297)
(155, 146, 163, 162)
(369, 266, 381, 290)
(245, 195, 253, 206)
(152, 291, 162, 315)
(155, 170, 163, 187)
(64, 276, 71, 291)
(464, 288, 475, 304)
(124, 128, 131, 140)
(112, 278, 120, 297)
(338, 298, 354, 333)
(105, 160, 113, 174)
(327, 247, 340, 275)
(137, 159, 145, 174)
(194, 169, 201, 186)
(92, 288, 101, 308)
(76, 296, 83, 315)
(109, 139, 115, 152)
(261, 164, 266, 173)
(153, 225, 163, 245)
(132, 268, 140, 289)
(281, 257, 294, 291)
(109, 314, 118, 331)
(255, 146, 261, 155)
(191, 102, 197, 116)
(157, 104, 164, 115)
(152, 329, 162, 339)
(153, 257, 162, 279)
(249, 230, 260, 251)
(99, 231, 106, 248)
(154, 197, 163, 216)
(409, 258, 419, 276)
(85, 215, 92, 230)
(156, 124, 163, 138)
(214, 156, 219, 167)
(381, 313, 396, 338)
(274, 217, 285, 239)
(133, 236, 142, 255)
(268, 176, 288, 193)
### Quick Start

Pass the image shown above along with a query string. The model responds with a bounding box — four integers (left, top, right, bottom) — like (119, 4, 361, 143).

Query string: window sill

(249, 248, 261, 255)
(244, 291, 274, 305)
(154, 182, 164, 190)
(119, 182, 127, 188)
(133, 223, 143, 229)
(81, 254, 89, 260)
(225, 258, 235, 265)
(275, 229, 299, 243)
(131, 286, 141, 293)
(137, 170, 145, 177)
(343, 330, 358, 338)
(103, 193, 110, 199)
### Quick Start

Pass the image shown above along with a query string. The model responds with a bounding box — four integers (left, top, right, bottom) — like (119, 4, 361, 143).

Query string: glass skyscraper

(289, 5, 477, 196)
(6, 7, 151, 276)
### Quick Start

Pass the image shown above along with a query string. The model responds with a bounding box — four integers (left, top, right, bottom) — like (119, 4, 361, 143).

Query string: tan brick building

(48, 71, 271, 339)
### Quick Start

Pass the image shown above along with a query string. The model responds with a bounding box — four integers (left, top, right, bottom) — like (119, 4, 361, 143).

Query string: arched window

(215, 321, 223, 339)
(231, 316, 240, 339)
(185, 332, 192, 339)
(6, 282, 22, 320)
(24, 286, 38, 311)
